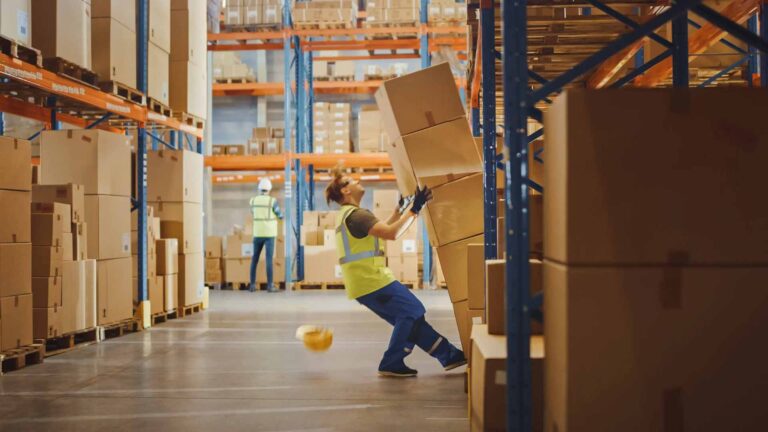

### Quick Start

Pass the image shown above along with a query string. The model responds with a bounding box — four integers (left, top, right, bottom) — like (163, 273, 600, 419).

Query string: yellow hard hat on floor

(295, 325, 333, 352)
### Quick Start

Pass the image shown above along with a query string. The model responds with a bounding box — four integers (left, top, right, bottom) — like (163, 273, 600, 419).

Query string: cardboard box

(32, 184, 85, 224)
(96, 257, 132, 325)
(33, 305, 62, 339)
(0, 190, 30, 243)
(148, 41, 170, 104)
(149, 274, 164, 314)
(61, 260, 85, 334)
(373, 190, 399, 211)
(470, 325, 544, 432)
(150, 201, 203, 253)
(436, 234, 483, 303)
(255, 255, 285, 284)
(149, 0, 171, 51)
(1, 294, 32, 351)
(31, 203, 70, 247)
(452, 299, 470, 353)
(466, 244, 485, 310)
(225, 144, 245, 156)
(387, 255, 418, 282)
(161, 221, 201, 255)
(170, 60, 207, 119)
(91, 17, 137, 87)
(178, 253, 204, 306)
(32, 245, 63, 277)
(0, 0, 31, 45)
(32, 277, 62, 308)
(0, 243, 31, 298)
(85, 195, 132, 260)
(205, 269, 223, 285)
(147, 149, 203, 203)
(303, 245, 342, 282)
(39, 130, 132, 197)
(375, 62, 464, 139)
(0, 137, 31, 191)
(224, 258, 250, 283)
(205, 236, 223, 258)
(163, 273, 178, 311)
(62, 233, 73, 261)
(205, 258, 220, 273)
(388, 117, 482, 195)
(92, 0, 136, 31)
(545, 88, 768, 266)
(31, 0, 92, 69)
(226, 233, 253, 258)
(157, 239, 179, 274)
(485, 258, 543, 336)
(170, 6, 206, 64)
(73, 222, 88, 260)
(83, 259, 97, 329)
(423, 174, 484, 247)
(544, 261, 768, 431)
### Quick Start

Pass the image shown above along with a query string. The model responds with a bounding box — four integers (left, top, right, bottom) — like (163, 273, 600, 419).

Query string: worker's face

(342, 176, 364, 200)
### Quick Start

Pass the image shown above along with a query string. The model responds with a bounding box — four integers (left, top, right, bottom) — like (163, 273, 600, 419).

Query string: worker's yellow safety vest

(335, 204, 395, 299)
(250, 195, 278, 238)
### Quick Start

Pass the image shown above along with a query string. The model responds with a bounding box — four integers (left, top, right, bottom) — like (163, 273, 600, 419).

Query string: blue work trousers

(249, 237, 275, 288)
(356, 280, 458, 371)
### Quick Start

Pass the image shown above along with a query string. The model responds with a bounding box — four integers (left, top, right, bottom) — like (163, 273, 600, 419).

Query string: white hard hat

(258, 178, 273, 192)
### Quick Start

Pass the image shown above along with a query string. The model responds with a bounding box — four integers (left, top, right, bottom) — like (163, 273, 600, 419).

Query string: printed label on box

(17, 10, 28, 37)
(122, 233, 131, 253)
(241, 244, 254, 257)
(402, 240, 417, 253)
(334, 265, 343, 278)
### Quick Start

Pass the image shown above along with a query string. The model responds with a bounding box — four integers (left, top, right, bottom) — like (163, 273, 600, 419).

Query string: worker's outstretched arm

(368, 186, 432, 241)
(272, 200, 284, 220)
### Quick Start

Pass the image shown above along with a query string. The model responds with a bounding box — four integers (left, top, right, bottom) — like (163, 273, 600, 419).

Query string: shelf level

(205, 152, 392, 171)
(213, 78, 467, 96)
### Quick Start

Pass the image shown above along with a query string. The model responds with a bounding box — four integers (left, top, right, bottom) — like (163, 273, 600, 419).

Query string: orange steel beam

(212, 78, 467, 97)
(207, 26, 467, 43)
(634, 0, 758, 87)
(470, 24, 482, 108)
(205, 152, 392, 171)
(313, 54, 421, 61)
(212, 172, 396, 184)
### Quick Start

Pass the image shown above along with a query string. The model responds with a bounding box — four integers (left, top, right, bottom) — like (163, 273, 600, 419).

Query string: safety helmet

(295, 325, 333, 352)
(258, 178, 273, 192)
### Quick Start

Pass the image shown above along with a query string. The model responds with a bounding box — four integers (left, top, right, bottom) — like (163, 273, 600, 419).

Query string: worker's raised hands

(410, 186, 432, 215)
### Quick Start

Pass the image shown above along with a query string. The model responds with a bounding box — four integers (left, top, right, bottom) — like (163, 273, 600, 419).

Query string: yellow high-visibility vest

(250, 195, 278, 237)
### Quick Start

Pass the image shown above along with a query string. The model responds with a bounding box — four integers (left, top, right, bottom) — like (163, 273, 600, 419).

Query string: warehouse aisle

(0, 290, 468, 432)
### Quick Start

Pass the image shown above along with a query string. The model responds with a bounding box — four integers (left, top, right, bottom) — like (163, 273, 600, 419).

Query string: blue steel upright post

(419, 0, 432, 286)
(502, 0, 532, 428)
(283, 1, 294, 289)
(761, 4, 768, 87)
(307, 48, 315, 210)
(671, 7, 689, 86)
(136, 0, 149, 309)
(295, 37, 305, 281)
(480, 0, 497, 260)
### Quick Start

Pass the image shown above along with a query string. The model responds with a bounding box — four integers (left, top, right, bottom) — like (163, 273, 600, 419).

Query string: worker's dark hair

(325, 165, 347, 206)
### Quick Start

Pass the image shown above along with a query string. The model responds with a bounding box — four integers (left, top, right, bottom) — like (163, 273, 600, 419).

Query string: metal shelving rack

(469, 0, 768, 429)
(0, 0, 205, 319)
(207, 2, 469, 288)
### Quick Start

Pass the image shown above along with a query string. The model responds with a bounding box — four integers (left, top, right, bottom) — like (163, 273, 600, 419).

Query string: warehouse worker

(325, 168, 466, 377)
(249, 178, 283, 293)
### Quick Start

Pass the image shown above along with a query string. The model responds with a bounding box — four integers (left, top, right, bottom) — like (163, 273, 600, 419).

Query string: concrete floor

(0, 289, 469, 432)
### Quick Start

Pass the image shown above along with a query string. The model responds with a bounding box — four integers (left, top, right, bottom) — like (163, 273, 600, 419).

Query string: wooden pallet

(316, 76, 355, 82)
(362, 22, 419, 39)
(147, 97, 173, 117)
(0, 35, 42, 67)
(173, 111, 205, 130)
(98, 80, 146, 105)
(294, 22, 354, 30)
(221, 24, 282, 33)
(151, 309, 178, 326)
(178, 303, 203, 318)
(214, 76, 257, 84)
(0, 344, 44, 375)
(363, 74, 397, 81)
(42, 57, 99, 87)
(37, 327, 98, 357)
(296, 282, 345, 290)
(98, 318, 141, 341)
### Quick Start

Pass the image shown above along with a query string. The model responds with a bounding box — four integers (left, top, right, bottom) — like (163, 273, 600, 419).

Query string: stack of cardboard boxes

(204, 236, 223, 285)
(365, 0, 419, 25)
(39, 130, 133, 327)
(223, 231, 252, 284)
(32, 183, 98, 339)
(155, 238, 178, 313)
(541, 89, 768, 431)
(314, 103, 351, 154)
(32, 0, 92, 70)
(213, 52, 256, 83)
(375, 62, 483, 352)
(292, 0, 357, 28)
(427, 0, 467, 23)
(249, 127, 285, 155)
(357, 108, 389, 153)
(171, 0, 207, 119)
(149, 0, 171, 104)
(224, 0, 283, 27)
(371, 190, 419, 284)
(130, 207, 159, 312)
(0, 0, 31, 46)
(0, 137, 32, 352)
(148, 148, 204, 308)
(91, 0, 137, 87)
(301, 211, 342, 283)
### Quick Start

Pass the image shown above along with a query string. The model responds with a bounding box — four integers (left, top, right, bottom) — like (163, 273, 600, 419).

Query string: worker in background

(249, 178, 283, 293)
(325, 167, 466, 377)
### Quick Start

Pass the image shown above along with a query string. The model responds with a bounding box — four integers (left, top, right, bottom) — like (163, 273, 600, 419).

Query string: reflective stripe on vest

(336, 207, 385, 265)
(250, 197, 275, 221)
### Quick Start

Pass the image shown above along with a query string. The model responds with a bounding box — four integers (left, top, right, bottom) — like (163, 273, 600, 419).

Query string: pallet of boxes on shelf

(292, 0, 357, 30)
(248, 127, 285, 155)
(357, 107, 390, 153)
(204, 236, 223, 286)
(213, 52, 256, 84)
(32, 0, 95, 85)
(300, 211, 343, 288)
(148, 0, 172, 110)
(170, 0, 208, 124)
(0, 136, 41, 370)
(427, 0, 467, 25)
(147, 148, 204, 314)
(313, 103, 351, 154)
(365, 0, 420, 28)
(38, 130, 135, 335)
(223, 0, 283, 30)
(155, 235, 179, 317)
(91, 0, 139, 102)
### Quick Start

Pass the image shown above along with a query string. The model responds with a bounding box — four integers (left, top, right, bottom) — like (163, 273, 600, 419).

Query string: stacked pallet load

(542, 88, 768, 431)
(365, 0, 419, 27)
(155, 238, 178, 314)
(224, 0, 283, 28)
(427, 0, 467, 23)
(91, 0, 138, 92)
(39, 130, 133, 327)
(32, 0, 93, 78)
(249, 127, 284, 155)
(363, 64, 409, 81)
(204, 236, 223, 286)
(0, 137, 33, 355)
(292, 0, 357, 29)
(357, 107, 389, 153)
(130, 207, 159, 313)
(147, 149, 205, 310)
(149, 0, 171, 107)
(301, 211, 343, 286)
(213, 52, 256, 83)
(313, 103, 350, 154)
(371, 190, 419, 286)
(170, 0, 208, 120)
(212, 143, 247, 156)
(223, 230, 252, 287)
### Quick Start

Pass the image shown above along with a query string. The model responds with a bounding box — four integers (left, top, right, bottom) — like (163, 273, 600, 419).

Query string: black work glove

(409, 186, 433, 215)
(398, 194, 405, 209)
